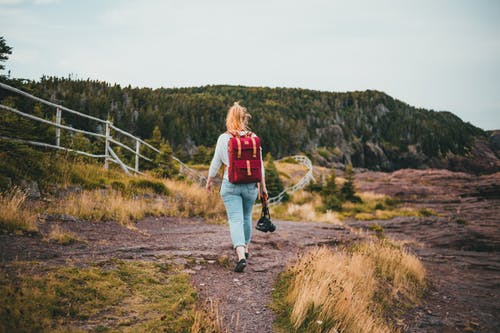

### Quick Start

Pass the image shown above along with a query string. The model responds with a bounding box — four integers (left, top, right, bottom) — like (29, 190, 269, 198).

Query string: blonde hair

(226, 102, 251, 134)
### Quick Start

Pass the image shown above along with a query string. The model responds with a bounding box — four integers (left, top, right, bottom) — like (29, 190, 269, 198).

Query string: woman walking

(206, 102, 267, 273)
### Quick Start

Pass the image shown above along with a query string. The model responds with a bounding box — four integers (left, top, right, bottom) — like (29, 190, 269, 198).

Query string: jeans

(220, 179, 259, 248)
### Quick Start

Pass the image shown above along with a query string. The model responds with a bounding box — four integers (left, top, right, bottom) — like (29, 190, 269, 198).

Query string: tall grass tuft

(47, 189, 165, 225)
(0, 188, 38, 233)
(191, 300, 225, 333)
(163, 179, 226, 223)
(273, 240, 426, 333)
(46, 178, 227, 225)
(43, 225, 81, 245)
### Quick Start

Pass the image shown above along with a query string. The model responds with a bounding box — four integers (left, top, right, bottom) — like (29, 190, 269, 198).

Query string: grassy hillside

(0, 76, 486, 171)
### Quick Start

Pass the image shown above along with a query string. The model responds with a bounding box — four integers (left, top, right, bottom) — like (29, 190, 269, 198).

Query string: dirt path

(0, 217, 358, 332)
(1, 169, 499, 332)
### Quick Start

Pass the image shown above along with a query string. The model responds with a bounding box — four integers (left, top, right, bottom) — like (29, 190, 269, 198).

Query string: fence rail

(0, 82, 313, 203)
(0, 82, 205, 183)
(263, 155, 315, 206)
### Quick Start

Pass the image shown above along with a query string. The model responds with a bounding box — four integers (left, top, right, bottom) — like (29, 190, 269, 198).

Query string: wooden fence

(0, 82, 206, 184)
(0, 82, 314, 203)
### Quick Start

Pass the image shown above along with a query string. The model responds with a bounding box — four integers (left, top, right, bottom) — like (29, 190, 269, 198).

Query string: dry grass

(43, 225, 81, 245)
(275, 162, 309, 187)
(191, 299, 225, 333)
(266, 190, 342, 224)
(46, 189, 165, 225)
(44, 176, 226, 225)
(274, 203, 342, 224)
(273, 239, 426, 333)
(0, 187, 38, 233)
(163, 179, 226, 223)
(267, 188, 426, 224)
(353, 240, 426, 302)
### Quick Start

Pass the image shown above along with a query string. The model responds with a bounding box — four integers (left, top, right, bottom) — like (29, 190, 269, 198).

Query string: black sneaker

(234, 259, 247, 273)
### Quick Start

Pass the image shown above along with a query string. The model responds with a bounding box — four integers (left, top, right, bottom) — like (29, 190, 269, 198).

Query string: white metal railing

(0, 82, 205, 183)
(0, 82, 313, 198)
(263, 155, 315, 206)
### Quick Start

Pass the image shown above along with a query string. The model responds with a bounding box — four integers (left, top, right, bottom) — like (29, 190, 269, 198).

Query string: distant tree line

(0, 75, 485, 170)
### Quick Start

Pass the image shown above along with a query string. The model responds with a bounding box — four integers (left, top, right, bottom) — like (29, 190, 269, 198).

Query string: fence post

(135, 139, 140, 172)
(104, 120, 110, 170)
(55, 107, 61, 146)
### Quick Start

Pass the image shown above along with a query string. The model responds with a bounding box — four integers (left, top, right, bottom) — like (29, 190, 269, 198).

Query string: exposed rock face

(20, 180, 41, 199)
(443, 138, 500, 174)
(316, 135, 500, 175)
(489, 130, 500, 156)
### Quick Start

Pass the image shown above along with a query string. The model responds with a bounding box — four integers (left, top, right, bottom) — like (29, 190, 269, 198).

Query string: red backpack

(227, 131, 263, 184)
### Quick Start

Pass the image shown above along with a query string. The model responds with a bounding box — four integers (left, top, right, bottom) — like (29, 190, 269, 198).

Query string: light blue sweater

(208, 131, 265, 181)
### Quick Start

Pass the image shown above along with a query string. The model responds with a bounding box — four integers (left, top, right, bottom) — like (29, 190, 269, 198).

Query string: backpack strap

(236, 136, 242, 158)
(250, 136, 257, 158)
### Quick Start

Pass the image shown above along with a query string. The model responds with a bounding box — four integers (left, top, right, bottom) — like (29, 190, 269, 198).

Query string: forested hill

(1, 76, 497, 173)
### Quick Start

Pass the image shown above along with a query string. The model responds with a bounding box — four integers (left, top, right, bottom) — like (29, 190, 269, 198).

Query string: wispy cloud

(33, 0, 61, 4)
(1, 0, 499, 129)
(0, 0, 61, 4)
(0, 0, 24, 5)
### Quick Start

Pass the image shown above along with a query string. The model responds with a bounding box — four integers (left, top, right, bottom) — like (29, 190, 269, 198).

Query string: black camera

(256, 205, 276, 233)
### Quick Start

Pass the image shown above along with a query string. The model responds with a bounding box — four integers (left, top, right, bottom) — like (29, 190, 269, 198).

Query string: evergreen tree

(0, 75, 485, 171)
(154, 141, 178, 178)
(0, 36, 12, 73)
(143, 125, 163, 166)
(264, 153, 285, 198)
(341, 163, 361, 202)
(143, 125, 178, 177)
(321, 168, 342, 211)
(192, 145, 213, 164)
(71, 132, 92, 153)
(321, 168, 338, 198)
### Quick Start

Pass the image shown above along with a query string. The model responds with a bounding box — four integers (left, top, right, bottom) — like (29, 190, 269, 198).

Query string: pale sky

(1, 0, 499, 130)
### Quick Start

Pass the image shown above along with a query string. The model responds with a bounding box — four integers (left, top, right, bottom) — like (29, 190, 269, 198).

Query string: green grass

(0, 260, 212, 332)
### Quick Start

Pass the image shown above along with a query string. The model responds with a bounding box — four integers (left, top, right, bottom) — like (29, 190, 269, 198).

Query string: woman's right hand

(205, 177, 213, 192)
(260, 183, 268, 198)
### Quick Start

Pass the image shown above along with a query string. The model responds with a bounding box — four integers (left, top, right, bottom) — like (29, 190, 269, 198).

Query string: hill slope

(1, 76, 497, 173)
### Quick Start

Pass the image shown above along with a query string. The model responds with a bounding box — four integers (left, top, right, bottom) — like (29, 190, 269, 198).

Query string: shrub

(340, 163, 361, 203)
(320, 169, 343, 211)
(129, 179, 169, 195)
(323, 195, 343, 211)
(418, 208, 435, 217)
(305, 181, 323, 193)
(384, 197, 400, 207)
(110, 180, 126, 192)
(265, 153, 285, 198)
